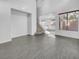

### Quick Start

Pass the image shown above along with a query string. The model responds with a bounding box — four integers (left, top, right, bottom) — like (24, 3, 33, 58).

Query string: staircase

(35, 23, 45, 35)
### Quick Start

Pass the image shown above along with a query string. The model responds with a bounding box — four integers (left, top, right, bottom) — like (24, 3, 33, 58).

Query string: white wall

(0, 0, 36, 43)
(9, 0, 37, 35)
(0, 1, 11, 43)
(27, 14, 32, 35)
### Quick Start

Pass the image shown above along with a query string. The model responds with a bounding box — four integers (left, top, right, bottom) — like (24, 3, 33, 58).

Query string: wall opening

(11, 8, 32, 38)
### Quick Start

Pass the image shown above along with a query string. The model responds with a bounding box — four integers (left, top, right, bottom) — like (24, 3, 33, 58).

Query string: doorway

(11, 8, 32, 38)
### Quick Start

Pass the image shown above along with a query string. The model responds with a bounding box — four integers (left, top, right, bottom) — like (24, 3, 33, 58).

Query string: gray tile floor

(0, 35, 79, 59)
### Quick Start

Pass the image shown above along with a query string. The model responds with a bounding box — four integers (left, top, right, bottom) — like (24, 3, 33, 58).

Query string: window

(59, 10, 79, 31)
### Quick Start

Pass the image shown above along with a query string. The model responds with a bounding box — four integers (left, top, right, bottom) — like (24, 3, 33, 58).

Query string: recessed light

(22, 8, 25, 9)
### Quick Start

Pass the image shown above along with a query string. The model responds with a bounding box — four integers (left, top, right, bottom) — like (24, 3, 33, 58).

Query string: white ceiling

(37, 0, 79, 15)
(41, 0, 71, 13)
(1, 0, 79, 15)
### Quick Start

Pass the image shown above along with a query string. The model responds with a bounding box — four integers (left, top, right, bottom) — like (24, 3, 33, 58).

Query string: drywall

(55, 0, 79, 39)
(0, 1, 11, 43)
(9, 0, 36, 35)
(0, 0, 36, 43)
(27, 13, 32, 35)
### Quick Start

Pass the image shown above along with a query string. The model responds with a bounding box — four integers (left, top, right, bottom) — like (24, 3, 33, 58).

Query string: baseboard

(0, 39, 12, 44)
(12, 34, 33, 39)
(55, 35, 79, 39)
(11, 34, 30, 39)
